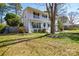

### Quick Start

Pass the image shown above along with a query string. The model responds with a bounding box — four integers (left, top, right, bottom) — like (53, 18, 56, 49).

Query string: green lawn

(0, 33, 46, 42)
(0, 31, 79, 56)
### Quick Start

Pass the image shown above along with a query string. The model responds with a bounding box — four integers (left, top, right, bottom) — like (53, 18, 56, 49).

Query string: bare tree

(46, 3, 67, 34)
(68, 12, 79, 26)
(46, 3, 57, 34)
(59, 15, 68, 23)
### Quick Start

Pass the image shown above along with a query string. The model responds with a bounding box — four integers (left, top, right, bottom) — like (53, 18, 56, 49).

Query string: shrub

(0, 24, 6, 33)
(41, 29, 46, 33)
(18, 22, 25, 33)
(33, 29, 46, 33)
(64, 25, 79, 30)
(58, 19, 64, 31)
(18, 27, 25, 33)
(19, 22, 24, 27)
(38, 29, 42, 33)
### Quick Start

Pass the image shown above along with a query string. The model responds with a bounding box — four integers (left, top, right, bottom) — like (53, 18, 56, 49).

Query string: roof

(24, 7, 48, 15)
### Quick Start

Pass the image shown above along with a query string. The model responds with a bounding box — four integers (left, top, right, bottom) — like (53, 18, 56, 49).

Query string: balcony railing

(33, 15, 39, 19)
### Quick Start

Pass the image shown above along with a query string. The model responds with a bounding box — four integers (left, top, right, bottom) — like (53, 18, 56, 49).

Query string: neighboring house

(58, 15, 79, 30)
(21, 7, 53, 33)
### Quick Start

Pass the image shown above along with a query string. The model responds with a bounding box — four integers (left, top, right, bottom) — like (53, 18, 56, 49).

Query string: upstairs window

(33, 12, 39, 19)
(42, 14, 47, 18)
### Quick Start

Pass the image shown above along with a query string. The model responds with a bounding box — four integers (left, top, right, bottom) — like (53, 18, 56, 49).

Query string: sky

(21, 3, 79, 13)
(21, 3, 46, 11)
(67, 3, 79, 12)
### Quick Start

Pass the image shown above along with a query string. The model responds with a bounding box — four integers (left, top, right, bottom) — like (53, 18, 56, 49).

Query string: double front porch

(28, 20, 51, 33)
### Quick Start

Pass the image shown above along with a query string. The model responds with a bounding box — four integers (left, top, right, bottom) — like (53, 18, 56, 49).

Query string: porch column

(46, 23, 48, 29)
(41, 22, 43, 29)
(28, 21, 32, 33)
(55, 19, 58, 32)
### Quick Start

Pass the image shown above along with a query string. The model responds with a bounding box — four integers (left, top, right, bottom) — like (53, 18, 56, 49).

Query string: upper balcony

(25, 12, 50, 22)
(33, 15, 40, 19)
(33, 15, 49, 21)
(33, 12, 49, 20)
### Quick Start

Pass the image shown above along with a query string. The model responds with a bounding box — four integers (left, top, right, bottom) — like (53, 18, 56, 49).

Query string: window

(33, 12, 39, 18)
(32, 22, 41, 28)
(42, 14, 47, 18)
(48, 23, 50, 27)
(43, 23, 46, 27)
(32, 22, 36, 28)
(38, 23, 41, 28)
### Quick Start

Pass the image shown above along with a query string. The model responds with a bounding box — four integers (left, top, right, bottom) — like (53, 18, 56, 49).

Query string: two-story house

(21, 7, 51, 33)
(22, 7, 58, 33)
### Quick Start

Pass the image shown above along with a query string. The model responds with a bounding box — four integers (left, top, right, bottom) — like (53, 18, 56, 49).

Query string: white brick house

(21, 7, 58, 33)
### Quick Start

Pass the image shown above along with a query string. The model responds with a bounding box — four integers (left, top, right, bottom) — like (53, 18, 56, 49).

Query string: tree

(68, 12, 79, 26)
(58, 18, 64, 31)
(58, 15, 68, 30)
(58, 15, 68, 26)
(46, 3, 67, 34)
(4, 13, 20, 26)
(0, 3, 9, 23)
(0, 23, 6, 33)
(8, 3, 22, 15)
(59, 16, 68, 23)
(46, 3, 57, 34)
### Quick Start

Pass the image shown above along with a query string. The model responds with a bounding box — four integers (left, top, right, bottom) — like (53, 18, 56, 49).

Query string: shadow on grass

(59, 32, 79, 42)
(0, 33, 29, 36)
(0, 34, 49, 48)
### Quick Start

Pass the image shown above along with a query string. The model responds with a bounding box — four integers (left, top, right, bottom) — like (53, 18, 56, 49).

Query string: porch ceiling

(30, 19, 50, 23)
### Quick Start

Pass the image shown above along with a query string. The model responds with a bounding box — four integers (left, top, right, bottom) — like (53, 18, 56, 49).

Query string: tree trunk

(0, 16, 3, 23)
(15, 7, 18, 15)
(50, 3, 57, 34)
(51, 17, 55, 34)
(15, 4, 18, 15)
(46, 3, 57, 34)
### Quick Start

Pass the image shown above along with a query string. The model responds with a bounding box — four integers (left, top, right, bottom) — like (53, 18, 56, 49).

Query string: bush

(18, 27, 25, 33)
(64, 25, 79, 30)
(4, 13, 20, 26)
(58, 19, 64, 31)
(19, 22, 24, 27)
(38, 29, 42, 33)
(33, 29, 46, 33)
(42, 29, 46, 33)
(18, 22, 25, 33)
(0, 24, 6, 33)
(40, 29, 46, 33)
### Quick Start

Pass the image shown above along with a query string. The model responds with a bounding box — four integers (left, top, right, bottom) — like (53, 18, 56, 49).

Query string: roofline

(24, 7, 48, 15)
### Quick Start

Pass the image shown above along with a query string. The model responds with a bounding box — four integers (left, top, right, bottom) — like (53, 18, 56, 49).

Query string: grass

(0, 33, 46, 42)
(0, 31, 79, 56)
